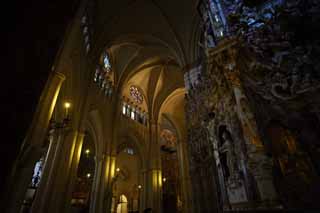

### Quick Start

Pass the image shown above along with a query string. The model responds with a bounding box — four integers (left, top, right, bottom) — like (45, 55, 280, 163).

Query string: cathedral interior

(2, 0, 320, 212)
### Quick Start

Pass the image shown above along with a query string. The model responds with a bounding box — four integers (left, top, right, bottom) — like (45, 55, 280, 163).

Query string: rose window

(130, 86, 143, 104)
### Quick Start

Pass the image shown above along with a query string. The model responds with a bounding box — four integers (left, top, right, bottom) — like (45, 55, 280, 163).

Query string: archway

(158, 88, 188, 213)
(160, 127, 181, 213)
(70, 133, 96, 213)
(116, 194, 128, 213)
(112, 140, 142, 213)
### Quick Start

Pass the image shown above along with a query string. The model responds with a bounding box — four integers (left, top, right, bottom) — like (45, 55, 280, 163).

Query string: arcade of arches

(3, 0, 320, 212)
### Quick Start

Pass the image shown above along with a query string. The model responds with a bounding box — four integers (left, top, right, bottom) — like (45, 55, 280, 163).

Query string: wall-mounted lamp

(64, 102, 71, 118)
(138, 185, 142, 189)
(86, 173, 91, 178)
(162, 177, 167, 183)
(85, 149, 90, 155)
(50, 101, 72, 129)
(116, 168, 120, 173)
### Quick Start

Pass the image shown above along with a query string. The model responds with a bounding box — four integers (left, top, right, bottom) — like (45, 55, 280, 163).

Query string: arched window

(31, 157, 44, 188)
(94, 68, 99, 82)
(208, 0, 226, 39)
(103, 53, 112, 72)
(93, 51, 114, 98)
(116, 195, 128, 213)
(198, 0, 226, 47)
(131, 107, 136, 120)
(126, 105, 131, 117)
(122, 102, 127, 115)
(124, 148, 134, 155)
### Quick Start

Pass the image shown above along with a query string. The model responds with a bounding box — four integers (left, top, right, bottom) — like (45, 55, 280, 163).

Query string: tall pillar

(90, 154, 105, 213)
(30, 127, 82, 213)
(30, 128, 65, 213)
(143, 121, 162, 213)
(103, 155, 116, 213)
(62, 131, 85, 212)
(23, 71, 66, 151)
(143, 169, 162, 213)
(47, 129, 81, 213)
(177, 139, 192, 213)
(5, 71, 65, 213)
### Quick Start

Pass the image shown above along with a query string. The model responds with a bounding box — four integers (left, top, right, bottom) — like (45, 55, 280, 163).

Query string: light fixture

(86, 173, 91, 178)
(85, 149, 90, 155)
(64, 102, 71, 109)
(162, 177, 167, 183)
(64, 102, 71, 118)
(116, 168, 120, 172)
(138, 185, 142, 189)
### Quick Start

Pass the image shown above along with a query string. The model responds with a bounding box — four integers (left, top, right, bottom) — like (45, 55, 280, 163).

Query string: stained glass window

(198, 0, 226, 46)
(103, 53, 111, 71)
(131, 109, 135, 120)
(208, 0, 226, 40)
(126, 105, 131, 117)
(124, 148, 134, 155)
(130, 86, 143, 104)
(31, 157, 44, 188)
(122, 103, 126, 115)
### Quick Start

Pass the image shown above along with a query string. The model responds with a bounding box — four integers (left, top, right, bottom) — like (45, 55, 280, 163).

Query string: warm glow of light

(138, 185, 142, 189)
(162, 177, 166, 183)
(85, 149, 90, 154)
(64, 102, 71, 109)
(110, 157, 116, 178)
(86, 173, 91, 178)
(116, 167, 120, 172)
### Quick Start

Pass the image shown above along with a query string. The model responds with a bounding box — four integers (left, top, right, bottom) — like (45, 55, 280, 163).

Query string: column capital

(77, 130, 86, 137)
(52, 71, 66, 81)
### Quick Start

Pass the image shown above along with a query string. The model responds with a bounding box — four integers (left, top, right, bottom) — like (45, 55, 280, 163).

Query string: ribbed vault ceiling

(94, 0, 197, 124)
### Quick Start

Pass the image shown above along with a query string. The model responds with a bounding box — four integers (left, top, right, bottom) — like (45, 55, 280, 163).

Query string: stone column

(90, 154, 105, 213)
(30, 127, 65, 213)
(23, 71, 66, 151)
(5, 71, 65, 213)
(103, 155, 116, 213)
(177, 139, 192, 213)
(143, 121, 162, 213)
(224, 69, 279, 206)
(48, 129, 80, 213)
(29, 128, 81, 213)
(62, 131, 85, 212)
(144, 169, 162, 213)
